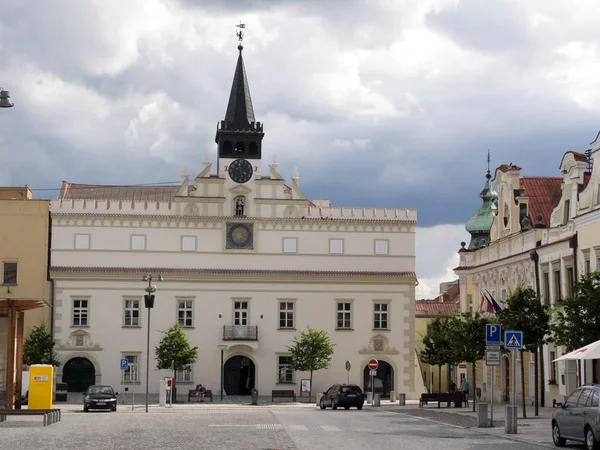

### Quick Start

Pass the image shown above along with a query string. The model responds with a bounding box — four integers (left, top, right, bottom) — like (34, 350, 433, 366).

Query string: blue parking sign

(120, 358, 128, 370)
(486, 324, 501, 345)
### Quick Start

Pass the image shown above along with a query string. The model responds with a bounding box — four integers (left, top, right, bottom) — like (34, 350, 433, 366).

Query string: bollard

(398, 393, 406, 406)
(477, 402, 489, 428)
(505, 405, 518, 434)
(316, 393, 323, 406)
(367, 392, 373, 404)
(390, 390, 396, 402)
(251, 388, 258, 406)
(373, 393, 381, 407)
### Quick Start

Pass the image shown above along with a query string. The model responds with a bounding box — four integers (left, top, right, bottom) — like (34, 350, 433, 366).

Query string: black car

(320, 384, 365, 410)
(83, 385, 118, 412)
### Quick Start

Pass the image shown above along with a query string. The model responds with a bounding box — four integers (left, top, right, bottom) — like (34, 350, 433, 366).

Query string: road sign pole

(512, 349, 515, 407)
(491, 366, 494, 427)
(371, 373, 374, 405)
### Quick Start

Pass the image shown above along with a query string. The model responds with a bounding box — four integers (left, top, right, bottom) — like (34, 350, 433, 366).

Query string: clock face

(228, 158, 253, 184)
(226, 223, 254, 250)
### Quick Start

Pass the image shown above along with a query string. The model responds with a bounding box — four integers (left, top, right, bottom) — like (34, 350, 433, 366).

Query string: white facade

(49, 47, 418, 400)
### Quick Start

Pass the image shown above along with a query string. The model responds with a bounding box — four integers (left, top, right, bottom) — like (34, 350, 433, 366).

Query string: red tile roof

(521, 177, 563, 226)
(415, 301, 459, 316)
(59, 181, 179, 201)
(50, 266, 416, 279)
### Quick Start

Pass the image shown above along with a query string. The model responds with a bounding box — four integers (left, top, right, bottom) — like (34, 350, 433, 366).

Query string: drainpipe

(530, 249, 544, 411)
(569, 234, 580, 384)
(47, 210, 54, 336)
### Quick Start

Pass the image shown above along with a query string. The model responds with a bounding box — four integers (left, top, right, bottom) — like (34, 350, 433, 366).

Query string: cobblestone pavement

(1, 402, 557, 450)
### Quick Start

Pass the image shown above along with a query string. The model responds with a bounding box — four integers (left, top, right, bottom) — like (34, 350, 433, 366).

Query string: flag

(485, 290, 502, 313)
(480, 294, 493, 313)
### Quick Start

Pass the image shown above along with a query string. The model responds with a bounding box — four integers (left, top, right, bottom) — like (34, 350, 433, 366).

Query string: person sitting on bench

(194, 383, 206, 401)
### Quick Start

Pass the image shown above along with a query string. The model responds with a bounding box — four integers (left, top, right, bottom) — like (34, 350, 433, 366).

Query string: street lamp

(142, 273, 163, 413)
(217, 344, 227, 401)
(0, 89, 14, 108)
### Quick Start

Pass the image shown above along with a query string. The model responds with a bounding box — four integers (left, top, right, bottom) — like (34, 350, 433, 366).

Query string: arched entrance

(224, 355, 255, 395)
(62, 357, 96, 392)
(363, 360, 394, 399)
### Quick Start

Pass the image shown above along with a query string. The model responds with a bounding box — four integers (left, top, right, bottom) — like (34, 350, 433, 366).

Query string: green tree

(287, 326, 335, 402)
(497, 287, 551, 418)
(553, 271, 600, 351)
(154, 324, 199, 382)
(420, 317, 457, 393)
(23, 324, 60, 366)
(450, 313, 489, 411)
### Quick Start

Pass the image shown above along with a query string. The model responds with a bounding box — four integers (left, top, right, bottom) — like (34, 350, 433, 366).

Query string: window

(75, 234, 90, 249)
(2, 262, 17, 285)
(278, 356, 294, 383)
(124, 299, 140, 327)
(597, 256, 600, 273)
(72, 299, 89, 326)
(122, 355, 139, 383)
(373, 303, 388, 329)
(467, 294, 473, 313)
(554, 270, 561, 302)
(178, 300, 193, 327)
(279, 301, 294, 329)
(543, 272, 550, 306)
(234, 301, 248, 325)
(501, 289, 507, 303)
(590, 391, 599, 408)
(283, 238, 297, 253)
(585, 259, 591, 275)
(577, 388, 592, 407)
(329, 239, 343, 254)
(563, 200, 570, 225)
(131, 235, 146, 250)
(176, 364, 192, 383)
(597, 183, 600, 205)
(181, 236, 196, 252)
(336, 302, 352, 329)
(374, 240, 389, 255)
(566, 267, 574, 298)
(550, 351, 557, 382)
(565, 389, 581, 407)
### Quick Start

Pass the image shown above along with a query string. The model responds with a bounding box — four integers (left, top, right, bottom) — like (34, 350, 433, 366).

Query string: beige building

(49, 44, 418, 400)
(0, 187, 51, 408)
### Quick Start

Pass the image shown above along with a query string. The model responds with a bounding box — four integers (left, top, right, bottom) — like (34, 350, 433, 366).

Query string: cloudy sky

(2, 0, 600, 298)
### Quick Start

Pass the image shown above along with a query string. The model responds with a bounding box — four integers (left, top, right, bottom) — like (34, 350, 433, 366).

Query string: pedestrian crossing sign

(504, 331, 523, 349)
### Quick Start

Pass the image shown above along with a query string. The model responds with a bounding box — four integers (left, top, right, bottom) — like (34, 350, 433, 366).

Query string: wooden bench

(419, 392, 467, 408)
(0, 409, 61, 427)
(187, 389, 213, 402)
(271, 390, 296, 402)
(419, 393, 440, 407)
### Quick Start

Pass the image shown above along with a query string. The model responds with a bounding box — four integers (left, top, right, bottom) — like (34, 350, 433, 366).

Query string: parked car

(552, 384, 600, 449)
(83, 385, 118, 412)
(320, 384, 365, 410)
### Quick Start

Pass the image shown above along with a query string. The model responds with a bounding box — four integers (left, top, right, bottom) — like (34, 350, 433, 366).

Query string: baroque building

(49, 42, 418, 400)
(455, 142, 598, 407)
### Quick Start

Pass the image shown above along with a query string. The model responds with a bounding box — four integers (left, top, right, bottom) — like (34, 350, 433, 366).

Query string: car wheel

(586, 426, 599, 450)
(111, 407, 117, 412)
(552, 421, 566, 447)
(332, 400, 338, 410)
(344, 406, 350, 410)
(84, 406, 89, 413)
(357, 405, 363, 410)
(320, 399, 326, 410)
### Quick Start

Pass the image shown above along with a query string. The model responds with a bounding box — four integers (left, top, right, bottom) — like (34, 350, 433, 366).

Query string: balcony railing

(223, 325, 258, 341)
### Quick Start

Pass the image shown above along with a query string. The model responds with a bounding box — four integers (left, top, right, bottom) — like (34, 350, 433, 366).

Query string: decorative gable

(358, 334, 399, 355)
(56, 329, 103, 351)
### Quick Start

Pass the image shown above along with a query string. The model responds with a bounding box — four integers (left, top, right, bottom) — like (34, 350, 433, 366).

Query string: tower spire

(486, 149, 491, 179)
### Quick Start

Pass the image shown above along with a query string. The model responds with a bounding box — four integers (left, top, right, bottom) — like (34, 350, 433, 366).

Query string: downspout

(47, 209, 54, 336)
(530, 249, 543, 412)
(570, 234, 580, 384)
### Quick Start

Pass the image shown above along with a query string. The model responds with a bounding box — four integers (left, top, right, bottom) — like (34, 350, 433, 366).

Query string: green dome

(465, 174, 498, 250)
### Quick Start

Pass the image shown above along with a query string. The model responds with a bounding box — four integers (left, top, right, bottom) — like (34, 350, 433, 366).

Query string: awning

(553, 340, 600, 361)
(0, 298, 49, 316)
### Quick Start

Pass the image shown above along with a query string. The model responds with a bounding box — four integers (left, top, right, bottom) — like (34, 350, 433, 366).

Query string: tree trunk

(438, 366, 442, 393)
(539, 344, 545, 408)
(520, 350, 527, 418)
(309, 370, 313, 403)
(471, 362, 476, 412)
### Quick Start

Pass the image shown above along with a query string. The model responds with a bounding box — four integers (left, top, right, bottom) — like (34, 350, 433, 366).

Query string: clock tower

(216, 42, 264, 178)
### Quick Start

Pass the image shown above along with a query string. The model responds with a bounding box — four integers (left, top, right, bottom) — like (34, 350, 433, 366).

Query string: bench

(271, 390, 296, 402)
(187, 389, 213, 402)
(419, 392, 467, 408)
(0, 409, 61, 427)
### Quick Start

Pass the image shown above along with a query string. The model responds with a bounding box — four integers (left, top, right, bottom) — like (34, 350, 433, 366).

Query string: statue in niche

(235, 197, 245, 216)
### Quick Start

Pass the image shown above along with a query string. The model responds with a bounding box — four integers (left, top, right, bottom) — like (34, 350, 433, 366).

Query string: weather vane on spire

(236, 22, 245, 43)
(486, 149, 491, 178)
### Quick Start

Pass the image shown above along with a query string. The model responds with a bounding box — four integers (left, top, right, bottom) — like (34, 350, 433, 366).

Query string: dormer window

(563, 200, 570, 225)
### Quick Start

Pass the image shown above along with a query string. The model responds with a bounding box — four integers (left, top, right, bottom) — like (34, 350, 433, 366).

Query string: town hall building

(49, 41, 418, 400)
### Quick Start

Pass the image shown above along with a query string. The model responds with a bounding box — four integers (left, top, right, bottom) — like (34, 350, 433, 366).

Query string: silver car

(552, 385, 600, 449)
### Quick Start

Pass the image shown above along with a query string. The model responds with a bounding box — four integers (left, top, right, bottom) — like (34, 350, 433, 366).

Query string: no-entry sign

(368, 359, 379, 370)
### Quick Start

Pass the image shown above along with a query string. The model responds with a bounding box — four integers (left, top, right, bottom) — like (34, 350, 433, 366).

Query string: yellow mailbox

(28, 364, 54, 409)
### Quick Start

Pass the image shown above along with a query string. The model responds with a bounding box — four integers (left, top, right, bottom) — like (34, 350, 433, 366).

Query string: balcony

(223, 325, 258, 341)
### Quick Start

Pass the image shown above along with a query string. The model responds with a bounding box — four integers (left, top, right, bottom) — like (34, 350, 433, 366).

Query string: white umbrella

(553, 340, 600, 361)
